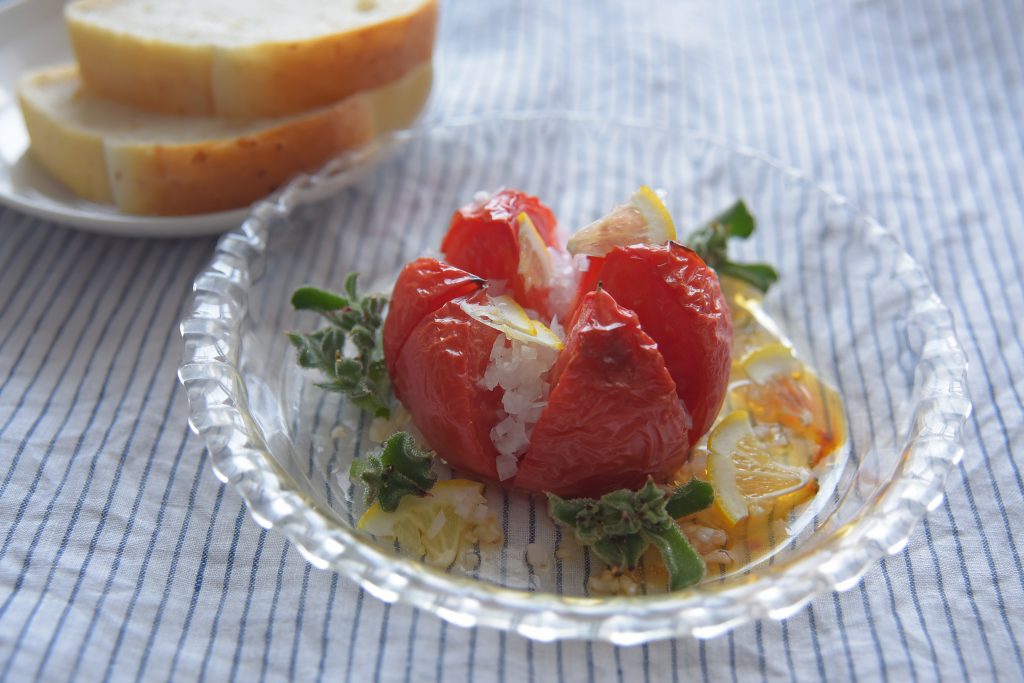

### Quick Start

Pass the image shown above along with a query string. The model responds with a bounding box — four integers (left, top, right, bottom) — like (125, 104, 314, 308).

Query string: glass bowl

(178, 115, 970, 643)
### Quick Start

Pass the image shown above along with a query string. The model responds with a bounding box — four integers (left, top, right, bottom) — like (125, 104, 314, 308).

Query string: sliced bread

(18, 61, 432, 215)
(65, 0, 437, 118)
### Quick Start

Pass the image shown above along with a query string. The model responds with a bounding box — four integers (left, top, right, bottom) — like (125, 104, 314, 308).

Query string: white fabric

(2, 0, 1022, 680)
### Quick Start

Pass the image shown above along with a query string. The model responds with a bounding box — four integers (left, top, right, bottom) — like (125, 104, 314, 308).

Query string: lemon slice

(517, 212, 554, 293)
(739, 343, 801, 384)
(567, 185, 677, 256)
(707, 411, 814, 526)
(460, 294, 564, 350)
(734, 344, 846, 465)
(357, 479, 501, 567)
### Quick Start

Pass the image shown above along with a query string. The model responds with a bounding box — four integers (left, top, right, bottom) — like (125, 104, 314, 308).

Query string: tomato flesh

(594, 243, 732, 445)
(383, 257, 484, 383)
(440, 190, 561, 318)
(514, 289, 689, 497)
(392, 291, 504, 481)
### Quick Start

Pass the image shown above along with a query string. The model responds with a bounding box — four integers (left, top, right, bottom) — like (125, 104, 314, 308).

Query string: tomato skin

(383, 258, 484, 384)
(440, 190, 560, 317)
(595, 242, 733, 446)
(392, 291, 504, 481)
(514, 289, 689, 498)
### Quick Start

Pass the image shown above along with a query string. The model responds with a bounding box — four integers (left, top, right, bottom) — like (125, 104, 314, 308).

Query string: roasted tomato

(440, 190, 561, 318)
(514, 289, 689, 497)
(385, 194, 734, 498)
(589, 243, 732, 444)
(392, 290, 504, 481)
(383, 258, 484, 382)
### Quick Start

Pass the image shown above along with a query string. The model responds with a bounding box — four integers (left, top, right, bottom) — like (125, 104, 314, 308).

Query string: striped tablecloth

(2, 1, 1022, 680)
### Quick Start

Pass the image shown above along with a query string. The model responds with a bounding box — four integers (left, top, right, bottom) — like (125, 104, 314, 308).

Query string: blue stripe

(0, 205, 21, 249)
(58, 247, 206, 677)
(780, 621, 796, 683)
(287, 562, 312, 683)
(922, 6, 1024, 654)
(372, 603, 392, 683)
(830, 594, 858, 681)
(0, 238, 151, 558)
(356, 141, 433, 683)
(99, 426, 196, 683)
(259, 543, 290, 683)
(341, 586, 365, 683)
(0, 242, 162, 662)
(763, 114, 838, 683)
(849, 12, 970, 672)
(525, 496, 537, 682)
(826, 13, 937, 678)
(0, 224, 49, 315)
(0, 230, 83, 357)
(921, 519, 970, 678)
(466, 583, 478, 682)
(20, 242, 195, 679)
(669, 639, 678, 683)
(773, 4, 918, 675)
(164, 482, 229, 683)
(434, 621, 448, 683)
(877, 2, 1018, 670)
(227, 528, 268, 682)
(317, 573, 340, 682)
(132, 443, 212, 683)
(877, 559, 919, 683)
(754, 622, 765, 682)
(69, 372, 187, 671)
(726, 632, 736, 683)
(800, 8, 911, 672)
(0, 237, 132, 478)
(805, 607, 828, 682)
(402, 609, 421, 683)
(196, 503, 249, 683)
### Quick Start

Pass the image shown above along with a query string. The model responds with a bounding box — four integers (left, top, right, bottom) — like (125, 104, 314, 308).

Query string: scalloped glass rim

(178, 114, 970, 644)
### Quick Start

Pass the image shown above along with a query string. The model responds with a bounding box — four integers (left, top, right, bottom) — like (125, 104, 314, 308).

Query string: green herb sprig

(548, 478, 715, 591)
(288, 273, 391, 418)
(350, 431, 437, 512)
(685, 200, 779, 293)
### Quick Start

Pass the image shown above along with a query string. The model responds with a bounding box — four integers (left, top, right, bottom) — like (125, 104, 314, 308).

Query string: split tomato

(440, 190, 562, 319)
(383, 257, 484, 381)
(514, 289, 690, 497)
(586, 243, 733, 445)
(391, 290, 504, 481)
(384, 192, 733, 497)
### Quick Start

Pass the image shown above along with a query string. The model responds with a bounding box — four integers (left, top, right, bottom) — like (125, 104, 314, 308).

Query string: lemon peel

(357, 479, 501, 567)
(567, 185, 677, 256)
(460, 294, 563, 350)
(516, 212, 554, 294)
(707, 411, 815, 526)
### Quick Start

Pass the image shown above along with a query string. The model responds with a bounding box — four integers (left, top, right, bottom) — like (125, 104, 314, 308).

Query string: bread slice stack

(18, 0, 437, 215)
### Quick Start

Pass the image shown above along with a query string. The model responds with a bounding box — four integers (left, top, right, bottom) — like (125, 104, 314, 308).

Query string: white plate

(0, 0, 249, 236)
(0, 0, 279, 236)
